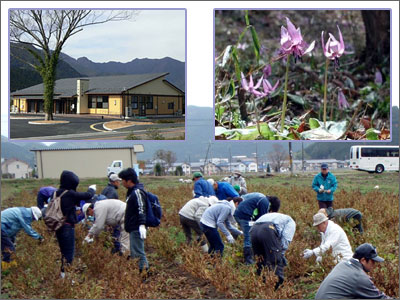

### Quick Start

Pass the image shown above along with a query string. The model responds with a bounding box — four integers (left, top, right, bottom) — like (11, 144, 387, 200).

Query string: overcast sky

(62, 9, 186, 63)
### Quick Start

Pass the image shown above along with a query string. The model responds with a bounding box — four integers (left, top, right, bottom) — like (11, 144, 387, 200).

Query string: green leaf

(241, 130, 260, 140)
(231, 47, 241, 82)
(287, 93, 305, 106)
(309, 118, 320, 129)
(244, 11, 250, 26)
(228, 79, 236, 98)
(221, 45, 232, 68)
(366, 128, 379, 140)
(250, 26, 261, 62)
(259, 123, 275, 140)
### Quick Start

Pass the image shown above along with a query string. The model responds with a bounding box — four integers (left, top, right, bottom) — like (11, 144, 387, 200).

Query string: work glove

(303, 249, 314, 259)
(325, 189, 331, 194)
(84, 235, 94, 244)
(227, 235, 235, 244)
(316, 256, 323, 263)
(318, 189, 323, 193)
(319, 185, 324, 191)
(89, 184, 97, 192)
(139, 225, 147, 240)
(237, 230, 243, 236)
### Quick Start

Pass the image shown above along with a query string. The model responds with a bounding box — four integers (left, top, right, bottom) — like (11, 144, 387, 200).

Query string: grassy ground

(1, 172, 398, 298)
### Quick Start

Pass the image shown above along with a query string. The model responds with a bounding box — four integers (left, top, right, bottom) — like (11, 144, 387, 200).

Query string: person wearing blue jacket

(312, 163, 338, 209)
(234, 193, 278, 264)
(193, 172, 215, 198)
(200, 198, 243, 257)
(213, 181, 239, 200)
(36, 186, 57, 209)
(1, 206, 43, 269)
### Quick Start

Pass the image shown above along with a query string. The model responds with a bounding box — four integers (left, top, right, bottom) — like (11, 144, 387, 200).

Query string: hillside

(10, 42, 185, 93)
(10, 43, 84, 92)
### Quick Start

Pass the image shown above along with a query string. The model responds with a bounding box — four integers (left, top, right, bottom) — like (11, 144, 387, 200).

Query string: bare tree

(10, 10, 137, 120)
(267, 144, 289, 173)
(153, 149, 177, 175)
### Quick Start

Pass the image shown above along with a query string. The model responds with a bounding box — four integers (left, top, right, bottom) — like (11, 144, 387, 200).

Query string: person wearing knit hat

(1, 206, 44, 270)
(315, 243, 388, 299)
(303, 212, 352, 264)
(192, 172, 215, 198)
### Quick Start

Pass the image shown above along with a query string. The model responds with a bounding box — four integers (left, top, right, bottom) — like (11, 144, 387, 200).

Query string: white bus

(349, 145, 399, 174)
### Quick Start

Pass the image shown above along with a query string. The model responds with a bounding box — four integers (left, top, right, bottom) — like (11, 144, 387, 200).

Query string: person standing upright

(118, 168, 149, 274)
(312, 163, 338, 209)
(101, 174, 122, 199)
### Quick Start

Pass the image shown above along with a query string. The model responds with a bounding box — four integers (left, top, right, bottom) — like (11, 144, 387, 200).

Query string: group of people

(1, 168, 152, 278)
(1, 164, 390, 298)
(178, 165, 389, 298)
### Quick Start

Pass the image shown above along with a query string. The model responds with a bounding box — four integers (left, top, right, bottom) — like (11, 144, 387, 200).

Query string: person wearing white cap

(1, 206, 44, 270)
(179, 196, 219, 252)
(303, 212, 352, 263)
(82, 200, 130, 255)
(101, 174, 122, 200)
(228, 172, 248, 195)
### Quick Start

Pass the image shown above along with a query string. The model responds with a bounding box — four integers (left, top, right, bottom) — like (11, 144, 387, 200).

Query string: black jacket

(101, 183, 119, 199)
(124, 183, 147, 232)
(57, 171, 95, 225)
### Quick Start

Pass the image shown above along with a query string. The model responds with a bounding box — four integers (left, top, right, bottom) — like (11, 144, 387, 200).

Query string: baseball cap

(192, 172, 203, 180)
(313, 212, 329, 226)
(353, 243, 384, 262)
(233, 185, 241, 192)
(321, 163, 329, 169)
(109, 173, 122, 182)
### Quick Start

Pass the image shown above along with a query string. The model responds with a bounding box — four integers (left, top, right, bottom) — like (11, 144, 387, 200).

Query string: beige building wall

(35, 148, 140, 179)
(127, 77, 182, 96)
(13, 98, 28, 112)
(77, 79, 90, 114)
(157, 96, 181, 114)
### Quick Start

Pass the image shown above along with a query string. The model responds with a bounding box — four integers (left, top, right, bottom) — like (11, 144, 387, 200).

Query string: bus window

(356, 147, 359, 159)
(350, 149, 353, 159)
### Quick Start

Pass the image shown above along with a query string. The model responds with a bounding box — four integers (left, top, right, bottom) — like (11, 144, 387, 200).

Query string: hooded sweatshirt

(57, 170, 95, 225)
(124, 183, 147, 232)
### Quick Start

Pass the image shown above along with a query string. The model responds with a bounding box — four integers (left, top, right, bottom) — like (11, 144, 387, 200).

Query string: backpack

(43, 190, 68, 231)
(140, 190, 162, 227)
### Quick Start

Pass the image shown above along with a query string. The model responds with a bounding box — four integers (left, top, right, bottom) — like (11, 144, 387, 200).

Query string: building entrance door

(139, 96, 146, 116)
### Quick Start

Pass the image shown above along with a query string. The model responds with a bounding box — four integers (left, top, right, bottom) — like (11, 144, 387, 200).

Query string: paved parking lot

(9, 114, 185, 140)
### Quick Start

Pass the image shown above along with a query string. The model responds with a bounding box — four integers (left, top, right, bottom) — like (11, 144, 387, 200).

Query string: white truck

(107, 160, 143, 177)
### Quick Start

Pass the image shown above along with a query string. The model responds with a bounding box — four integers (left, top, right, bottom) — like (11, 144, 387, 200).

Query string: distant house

(1, 158, 32, 178)
(11, 73, 185, 117)
(231, 162, 247, 174)
(244, 161, 258, 172)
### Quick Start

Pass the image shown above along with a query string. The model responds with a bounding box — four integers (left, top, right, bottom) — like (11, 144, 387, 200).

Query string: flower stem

(323, 58, 329, 128)
(280, 54, 291, 132)
(253, 97, 261, 136)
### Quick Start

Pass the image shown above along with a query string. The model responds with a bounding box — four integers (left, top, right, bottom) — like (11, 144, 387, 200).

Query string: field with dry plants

(1, 172, 398, 299)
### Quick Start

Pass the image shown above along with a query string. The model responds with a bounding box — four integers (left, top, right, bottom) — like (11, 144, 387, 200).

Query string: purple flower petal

(241, 72, 249, 91)
(263, 65, 272, 78)
(375, 69, 383, 85)
(338, 89, 349, 109)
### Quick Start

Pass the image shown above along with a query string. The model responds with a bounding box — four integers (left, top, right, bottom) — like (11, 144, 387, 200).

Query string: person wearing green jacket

(312, 163, 337, 209)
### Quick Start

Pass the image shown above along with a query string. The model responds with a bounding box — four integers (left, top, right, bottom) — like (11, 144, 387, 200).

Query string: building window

(145, 96, 153, 109)
(131, 96, 138, 109)
(16, 164, 20, 169)
(168, 102, 174, 109)
(88, 95, 109, 108)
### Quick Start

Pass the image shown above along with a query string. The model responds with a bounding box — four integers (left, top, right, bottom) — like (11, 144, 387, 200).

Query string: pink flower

(279, 17, 315, 62)
(241, 72, 263, 97)
(338, 89, 349, 109)
(263, 64, 272, 78)
(321, 25, 345, 67)
(260, 78, 280, 97)
(375, 69, 383, 85)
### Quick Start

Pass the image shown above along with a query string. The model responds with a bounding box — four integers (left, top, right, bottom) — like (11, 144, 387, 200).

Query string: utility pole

(255, 143, 259, 174)
(289, 142, 293, 176)
(229, 146, 232, 174)
(203, 140, 211, 174)
(301, 142, 304, 173)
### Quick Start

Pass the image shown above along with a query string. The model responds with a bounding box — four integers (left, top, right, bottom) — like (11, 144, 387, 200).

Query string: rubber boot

(201, 244, 209, 253)
(243, 247, 254, 265)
